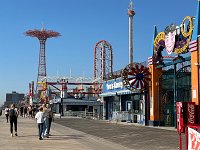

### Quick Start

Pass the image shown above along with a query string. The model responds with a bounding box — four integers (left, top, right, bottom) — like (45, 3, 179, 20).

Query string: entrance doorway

(158, 63, 191, 126)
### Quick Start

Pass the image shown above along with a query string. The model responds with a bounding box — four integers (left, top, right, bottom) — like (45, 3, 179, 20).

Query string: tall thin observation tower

(25, 28, 60, 91)
(128, 0, 135, 64)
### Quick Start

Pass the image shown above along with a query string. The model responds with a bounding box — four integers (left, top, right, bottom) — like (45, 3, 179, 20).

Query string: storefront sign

(153, 16, 194, 56)
(103, 78, 127, 93)
(188, 127, 200, 150)
(106, 81, 123, 90)
(187, 102, 195, 125)
(173, 16, 193, 54)
(192, 89, 197, 99)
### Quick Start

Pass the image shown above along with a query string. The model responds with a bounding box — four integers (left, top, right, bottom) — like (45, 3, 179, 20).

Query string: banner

(188, 127, 200, 150)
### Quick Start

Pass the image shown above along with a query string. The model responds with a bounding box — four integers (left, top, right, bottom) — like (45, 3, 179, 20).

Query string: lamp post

(60, 78, 66, 116)
(173, 63, 177, 127)
(61, 94, 64, 116)
(173, 55, 184, 127)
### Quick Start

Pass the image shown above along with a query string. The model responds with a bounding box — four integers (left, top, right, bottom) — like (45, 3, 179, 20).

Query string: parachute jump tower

(25, 28, 60, 92)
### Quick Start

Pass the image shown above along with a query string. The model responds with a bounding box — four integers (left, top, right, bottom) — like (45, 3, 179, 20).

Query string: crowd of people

(2, 103, 54, 140)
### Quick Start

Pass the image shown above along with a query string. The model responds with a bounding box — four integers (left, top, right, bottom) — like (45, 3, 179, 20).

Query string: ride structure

(94, 40, 113, 95)
(128, 0, 135, 64)
(37, 76, 101, 115)
(25, 28, 60, 93)
(121, 1, 150, 93)
(94, 40, 113, 81)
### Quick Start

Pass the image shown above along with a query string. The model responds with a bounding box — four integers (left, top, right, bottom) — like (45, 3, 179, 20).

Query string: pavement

(0, 116, 130, 150)
(0, 115, 185, 150)
(108, 119, 177, 131)
(54, 117, 183, 150)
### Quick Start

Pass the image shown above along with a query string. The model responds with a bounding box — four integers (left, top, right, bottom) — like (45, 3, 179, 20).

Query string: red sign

(188, 127, 200, 150)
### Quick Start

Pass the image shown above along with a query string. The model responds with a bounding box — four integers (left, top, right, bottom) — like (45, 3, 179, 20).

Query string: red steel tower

(94, 40, 113, 80)
(25, 28, 60, 91)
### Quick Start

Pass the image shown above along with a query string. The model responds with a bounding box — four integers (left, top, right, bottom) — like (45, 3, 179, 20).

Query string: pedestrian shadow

(17, 135, 38, 138)
(15, 134, 85, 141)
(46, 134, 84, 140)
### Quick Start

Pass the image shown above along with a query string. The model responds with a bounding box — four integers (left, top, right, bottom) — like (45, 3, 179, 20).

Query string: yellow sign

(181, 16, 193, 38)
(153, 32, 165, 54)
(153, 16, 194, 55)
(174, 16, 193, 54)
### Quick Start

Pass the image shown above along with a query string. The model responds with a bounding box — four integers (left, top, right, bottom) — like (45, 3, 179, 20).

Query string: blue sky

(0, 0, 197, 105)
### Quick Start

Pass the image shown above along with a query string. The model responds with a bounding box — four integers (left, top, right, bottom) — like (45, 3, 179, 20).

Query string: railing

(63, 111, 103, 120)
(62, 111, 144, 123)
(111, 111, 144, 123)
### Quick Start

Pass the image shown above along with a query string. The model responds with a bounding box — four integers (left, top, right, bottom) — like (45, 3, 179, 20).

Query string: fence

(112, 111, 144, 123)
(61, 111, 144, 123)
(63, 111, 103, 120)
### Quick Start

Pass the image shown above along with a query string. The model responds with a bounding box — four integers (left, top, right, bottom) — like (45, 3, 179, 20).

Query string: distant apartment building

(4, 91, 24, 106)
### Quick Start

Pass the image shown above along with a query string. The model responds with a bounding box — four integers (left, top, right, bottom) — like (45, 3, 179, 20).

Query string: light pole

(61, 94, 64, 116)
(173, 63, 177, 127)
(60, 78, 66, 116)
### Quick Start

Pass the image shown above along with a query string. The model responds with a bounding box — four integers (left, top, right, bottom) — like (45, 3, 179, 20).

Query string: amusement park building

(147, 0, 200, 127)
(100, 66, 148, 125)
(100, 0, 200, 128)
(52, 96, 102, 117)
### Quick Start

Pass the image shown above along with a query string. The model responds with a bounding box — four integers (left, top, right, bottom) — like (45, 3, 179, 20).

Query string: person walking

(23, 106, 28, 118)
(9, 104, 18, 137)
(20, 105, 24, 117)
(42, 104, 49, 138)
(47, 107, 53, 136)
(4, 106, 9, 123)
(35, 106, 44, 140)
(28, 105, 33, 118)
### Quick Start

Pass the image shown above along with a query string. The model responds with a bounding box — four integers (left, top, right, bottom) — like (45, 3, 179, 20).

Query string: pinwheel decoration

(121, 63, 151, 91)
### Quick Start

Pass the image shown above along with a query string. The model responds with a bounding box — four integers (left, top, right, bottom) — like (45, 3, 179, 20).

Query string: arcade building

(100, 62, 150, 125)
(101, 0, 200, 127)
(147, 1, 200, 127)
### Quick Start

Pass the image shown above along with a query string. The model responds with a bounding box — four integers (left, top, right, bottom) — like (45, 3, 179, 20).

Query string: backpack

(9, 109, 17, 117)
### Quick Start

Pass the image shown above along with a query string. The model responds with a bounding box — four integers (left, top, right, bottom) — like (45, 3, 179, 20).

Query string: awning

(116, 90, 139, 95)
(100, 89, 141, 97)
(99, 92, 116, 97)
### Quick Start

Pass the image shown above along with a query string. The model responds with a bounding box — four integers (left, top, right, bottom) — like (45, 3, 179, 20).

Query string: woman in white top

(35, 106, 44, 140)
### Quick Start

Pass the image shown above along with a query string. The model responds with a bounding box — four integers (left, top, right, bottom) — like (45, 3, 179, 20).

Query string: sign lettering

(106, 81, 123, 90)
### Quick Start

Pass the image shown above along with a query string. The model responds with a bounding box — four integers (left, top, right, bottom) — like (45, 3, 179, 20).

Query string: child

(35, 106, 44, 140)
